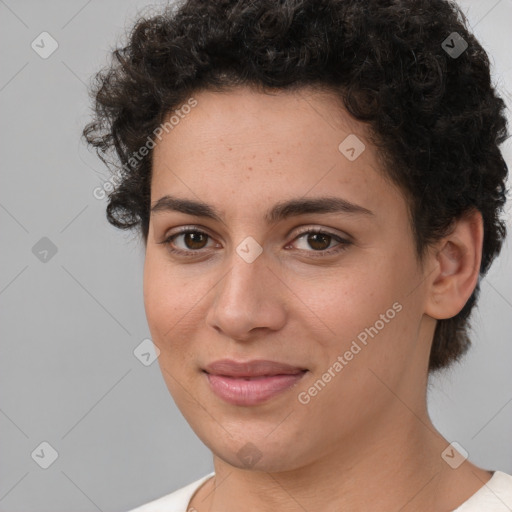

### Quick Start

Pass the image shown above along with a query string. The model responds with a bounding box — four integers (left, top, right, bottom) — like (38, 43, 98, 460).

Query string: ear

(424, 209, 483, 320)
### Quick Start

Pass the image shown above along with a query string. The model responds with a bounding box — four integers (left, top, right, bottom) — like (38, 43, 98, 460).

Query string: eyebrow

(150, 194, 373, 224)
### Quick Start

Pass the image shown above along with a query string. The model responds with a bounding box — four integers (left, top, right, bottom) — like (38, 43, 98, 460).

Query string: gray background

(0, 1, 511, 511)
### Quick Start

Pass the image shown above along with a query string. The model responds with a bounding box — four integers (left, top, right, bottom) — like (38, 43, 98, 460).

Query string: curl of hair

(83, 0, 509, 373)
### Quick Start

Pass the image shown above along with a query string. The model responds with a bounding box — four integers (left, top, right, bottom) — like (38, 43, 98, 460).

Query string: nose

(205, 247, 287, 341)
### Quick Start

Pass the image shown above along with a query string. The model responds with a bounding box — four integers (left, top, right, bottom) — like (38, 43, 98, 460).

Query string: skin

(143, 85, 492, 512)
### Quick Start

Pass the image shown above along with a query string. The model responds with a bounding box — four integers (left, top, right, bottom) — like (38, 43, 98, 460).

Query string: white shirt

(126, 470, 512, 511)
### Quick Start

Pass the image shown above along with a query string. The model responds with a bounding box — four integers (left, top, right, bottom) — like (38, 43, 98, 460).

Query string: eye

(158, 226, 351, 258)
(159, 227, 217, 256)
(287, 227, 351, 257)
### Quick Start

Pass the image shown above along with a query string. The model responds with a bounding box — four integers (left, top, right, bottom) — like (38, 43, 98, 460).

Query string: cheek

(303, 252, 421, 368)
(143, 250, 211, 377)
(143, 260, 198, 402)
(143, 252, 186, 354)
(299, 264, 397, 341)
(143, 258, 168, 337)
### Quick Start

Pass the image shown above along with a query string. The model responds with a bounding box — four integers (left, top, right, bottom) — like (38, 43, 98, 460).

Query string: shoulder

(125, 472, 215, 512)
(453, 471, 512, 511)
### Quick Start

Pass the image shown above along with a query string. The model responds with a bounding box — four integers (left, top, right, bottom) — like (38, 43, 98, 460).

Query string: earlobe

(425, 209, 483, 320)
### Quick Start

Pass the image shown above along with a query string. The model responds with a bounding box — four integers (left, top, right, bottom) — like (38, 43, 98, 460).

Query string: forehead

(155, 85, 362, 150)
(153, 86, 371, 173)
(150, 86, 404, 221)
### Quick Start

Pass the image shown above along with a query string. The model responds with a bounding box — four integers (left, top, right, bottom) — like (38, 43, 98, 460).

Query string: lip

(203, 359, 308, 406)
(204, 359, 307, 377)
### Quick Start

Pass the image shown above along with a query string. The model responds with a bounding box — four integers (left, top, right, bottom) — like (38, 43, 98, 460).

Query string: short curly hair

(83, 0, 509, 373)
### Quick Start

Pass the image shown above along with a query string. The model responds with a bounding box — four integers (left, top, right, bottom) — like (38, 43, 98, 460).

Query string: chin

(215, 448, 301, 473)
(199, 430, 309, 473)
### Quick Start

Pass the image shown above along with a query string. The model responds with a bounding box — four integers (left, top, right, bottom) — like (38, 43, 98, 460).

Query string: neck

(194, 405, 491, 512)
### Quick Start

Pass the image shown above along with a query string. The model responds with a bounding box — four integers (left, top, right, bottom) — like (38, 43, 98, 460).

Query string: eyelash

(158, 226, 351, 258)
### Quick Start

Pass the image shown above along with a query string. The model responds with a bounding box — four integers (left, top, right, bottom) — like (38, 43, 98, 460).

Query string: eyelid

(161, 224, 350, 242)
(160, 224, 216, 245)
(291, 225, 352, 243)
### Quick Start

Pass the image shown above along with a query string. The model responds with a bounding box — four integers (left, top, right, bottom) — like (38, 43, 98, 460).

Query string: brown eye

(305, 232, 332, 251)
(181, 231, 209, 250)
(289, 228, 352, 258)
(159, 226, 351, 259)
(160, 229, 215, 256)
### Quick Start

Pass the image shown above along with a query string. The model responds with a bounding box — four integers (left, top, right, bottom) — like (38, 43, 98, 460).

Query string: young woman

(83, 0, 512, 510)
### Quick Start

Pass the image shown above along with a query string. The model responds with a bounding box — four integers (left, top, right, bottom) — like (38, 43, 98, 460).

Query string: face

(144, 86, 435, 472)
